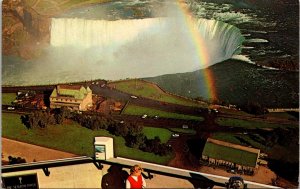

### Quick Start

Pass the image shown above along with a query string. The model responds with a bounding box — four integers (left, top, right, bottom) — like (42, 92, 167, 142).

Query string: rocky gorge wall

(2, 1, 51, 59)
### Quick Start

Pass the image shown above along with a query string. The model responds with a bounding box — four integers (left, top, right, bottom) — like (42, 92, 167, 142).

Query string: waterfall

(196, 19, 245, 58)
(50, 18, 164, 49)
(2, 17, 245, 86)
(50, 17, 244, 63)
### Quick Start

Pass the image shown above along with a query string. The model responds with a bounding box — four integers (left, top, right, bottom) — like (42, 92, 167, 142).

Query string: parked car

(141, 114, 147, 119)
(130, 95, 138, 99)
(212, 109, 219, 113)
(182, 124, 189, 129)
(154, 115, 159, 119)
(172, 133, 180, 137)
(7, 106, 15, 110)
(225, 176, 247, 189)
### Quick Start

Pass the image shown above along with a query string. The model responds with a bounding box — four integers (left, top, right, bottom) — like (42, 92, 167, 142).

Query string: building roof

(59, 84, 82, 90)
(202, 138, 259, 168)
(50, 85, 91, 99)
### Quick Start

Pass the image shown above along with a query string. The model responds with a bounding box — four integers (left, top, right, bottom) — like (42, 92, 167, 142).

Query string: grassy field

(143, 127, 172, 143)
(212, 133, 243, 145)
(109, 80, 206, 107)
(2, 113, 172, 164)
(212, 132, 299, 163)
(217, 107, 252, 116)
(145, 60, 299, 108)
(266, 112, 298, 120)
(212, 132, 265, 150)
(203, 142, 258, 167)
(2, 93, 16, 105)
(216, 117, 297, 129)
(123, 104, 204, 121)
(169, 128, 197, 135)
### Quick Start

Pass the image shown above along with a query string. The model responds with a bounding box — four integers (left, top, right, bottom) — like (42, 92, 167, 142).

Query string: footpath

(2, 138, 76, 163)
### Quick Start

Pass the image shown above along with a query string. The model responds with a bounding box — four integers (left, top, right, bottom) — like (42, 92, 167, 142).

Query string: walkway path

(2, 138, 77, 163)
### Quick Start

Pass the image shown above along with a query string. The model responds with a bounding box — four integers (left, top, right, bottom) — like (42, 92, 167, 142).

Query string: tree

(54, 114, 63, 124)
(37, 111, 47, 128)
(128, 122, 143, 136)
(20, 115, 30, 129)
(25, 110, 57, 129)
(240, 101, 268, 115)
(115, 123, 129, 137)
(46, 113, 56, 125)
(29, 113, 38, 128)
(125, 134, 138, 148)
(136, 134, 146, 149)
(60, 107, 72, 119)
(8, 156, 26, 164)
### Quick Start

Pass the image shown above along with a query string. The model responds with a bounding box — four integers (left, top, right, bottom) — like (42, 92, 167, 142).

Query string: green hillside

(144, 59, 299, 108)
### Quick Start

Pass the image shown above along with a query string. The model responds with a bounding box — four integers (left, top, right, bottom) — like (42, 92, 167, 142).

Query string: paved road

(90, 85, 204, 116)
(3, 84, 297, 132)
(2, 85, 206, 117)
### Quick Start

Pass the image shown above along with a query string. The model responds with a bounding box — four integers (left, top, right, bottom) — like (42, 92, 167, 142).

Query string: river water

(2, 0, 284, 86)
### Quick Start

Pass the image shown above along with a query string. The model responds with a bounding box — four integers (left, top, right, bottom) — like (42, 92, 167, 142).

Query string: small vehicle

(212, 109, 219, 113)
(172, 133, 180, 137)
(130, 95, 138, 99)
(154, 115, 159, 119)
(141, 114, 148, 119)
(182, 124, 189, 129)
(7, 106, 15, 110)
(225, 176, 247, 189)
(120, 121, 124, 124)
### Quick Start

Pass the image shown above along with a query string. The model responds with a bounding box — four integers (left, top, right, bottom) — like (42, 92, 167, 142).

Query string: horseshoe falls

(2, 17, 244, 85)
(50, 18, 162, 49)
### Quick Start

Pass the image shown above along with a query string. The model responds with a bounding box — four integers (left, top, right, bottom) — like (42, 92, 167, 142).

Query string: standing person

(126, 165, 146, 189)
(101, 165, 129, 189)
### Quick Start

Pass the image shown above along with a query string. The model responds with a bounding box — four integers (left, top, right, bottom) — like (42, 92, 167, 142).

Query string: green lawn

(143, 127, 172, 143)
(211, 133, 243, 145)
(212, 132, 265, 149)
(2, 113, 172, 164)
(123, 104, 203, 121)
(217, 107, 252, 116)
(2, 93, 16, 105)
(203, 142, 258, 167)
(109, 80, 206, 107)
(216, 117, 297, 129)
(212, 132, 298, 162)
(169, 128, 196, 135)
(266, 112, 298, 120)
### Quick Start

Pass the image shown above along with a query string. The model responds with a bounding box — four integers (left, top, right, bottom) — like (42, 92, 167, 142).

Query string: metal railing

(2, 156, 280, 189)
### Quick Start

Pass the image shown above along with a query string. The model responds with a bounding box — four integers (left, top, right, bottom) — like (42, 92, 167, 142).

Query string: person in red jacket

(126, 165, 146, 189)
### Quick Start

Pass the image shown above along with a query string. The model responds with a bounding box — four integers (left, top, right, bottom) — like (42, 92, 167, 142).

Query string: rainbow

(176, 0, 217, 100)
